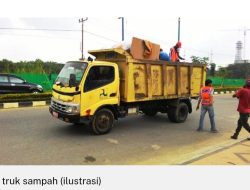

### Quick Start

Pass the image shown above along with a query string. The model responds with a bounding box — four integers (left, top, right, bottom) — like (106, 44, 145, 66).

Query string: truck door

(81, 65, 119, 116)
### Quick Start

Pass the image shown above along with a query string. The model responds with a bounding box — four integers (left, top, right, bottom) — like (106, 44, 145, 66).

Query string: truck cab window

(84, 66, 114, 92)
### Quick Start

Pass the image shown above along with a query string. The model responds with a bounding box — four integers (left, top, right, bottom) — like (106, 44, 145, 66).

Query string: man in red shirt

(231, 79, 250, 140)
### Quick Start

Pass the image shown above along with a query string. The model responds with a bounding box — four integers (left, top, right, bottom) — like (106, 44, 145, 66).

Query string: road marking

(106, 138, 119, 145)
(151, 144, 161, 150)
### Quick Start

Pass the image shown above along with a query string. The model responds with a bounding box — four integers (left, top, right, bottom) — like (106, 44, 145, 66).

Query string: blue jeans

(198, 105, 216, 130)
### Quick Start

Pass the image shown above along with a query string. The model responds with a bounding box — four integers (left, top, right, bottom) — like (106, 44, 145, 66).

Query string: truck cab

(49, 60, 120, 134)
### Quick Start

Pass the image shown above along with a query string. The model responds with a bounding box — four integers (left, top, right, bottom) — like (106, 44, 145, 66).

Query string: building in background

(234, 40, 250, 64)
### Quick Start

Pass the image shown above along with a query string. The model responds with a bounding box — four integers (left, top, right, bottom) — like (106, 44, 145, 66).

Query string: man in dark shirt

(231, 79, 250, 140)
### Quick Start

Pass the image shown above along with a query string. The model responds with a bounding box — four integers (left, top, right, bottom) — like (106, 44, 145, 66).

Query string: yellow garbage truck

(49, 48, 206, 135)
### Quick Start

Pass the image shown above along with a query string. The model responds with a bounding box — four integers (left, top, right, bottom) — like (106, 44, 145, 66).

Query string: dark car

(0, 74, 43, 94)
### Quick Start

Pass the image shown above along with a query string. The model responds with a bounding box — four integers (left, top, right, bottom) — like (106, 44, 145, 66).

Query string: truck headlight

(65, 106, 73, 113)
(65, 105, 79, 113)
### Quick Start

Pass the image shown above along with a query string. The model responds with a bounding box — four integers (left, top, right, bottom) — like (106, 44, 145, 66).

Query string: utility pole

(118, 17, 124, 41)
(210, 49, 213, 64)
(178, 17, 180, 42)
(79, 17, 88, 60)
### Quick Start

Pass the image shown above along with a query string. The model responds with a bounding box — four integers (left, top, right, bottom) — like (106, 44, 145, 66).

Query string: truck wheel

(167, 107, 176, 122)
(91, 108, 114, 135)
(167, 102, 189, 123)
(142, 109, 157, 117)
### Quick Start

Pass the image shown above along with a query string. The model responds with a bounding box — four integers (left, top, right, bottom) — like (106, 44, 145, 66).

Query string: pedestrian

(196, 79, 218, 133)
(169, 41, 185, 62)
(231, 79, 250, 140)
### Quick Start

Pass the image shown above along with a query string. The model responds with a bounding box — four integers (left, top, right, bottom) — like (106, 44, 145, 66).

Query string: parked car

(0, 74, 43, 94)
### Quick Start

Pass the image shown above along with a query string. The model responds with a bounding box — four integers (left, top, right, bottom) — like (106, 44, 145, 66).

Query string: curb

(0, 91, 235, 109)
(0, 100, 50, 109)
(214, 90, 235, 95)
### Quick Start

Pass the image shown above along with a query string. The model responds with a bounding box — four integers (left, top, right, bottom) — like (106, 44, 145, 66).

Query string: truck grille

(51, 100, 67, 113)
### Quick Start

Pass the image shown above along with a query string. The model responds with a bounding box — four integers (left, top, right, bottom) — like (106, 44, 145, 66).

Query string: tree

(217, 66, 230, 87)
(210, 63, 216, 76)
(0, 59, 63, 74)
(190, 56, 209, 64)
(227, 63, 250, 78)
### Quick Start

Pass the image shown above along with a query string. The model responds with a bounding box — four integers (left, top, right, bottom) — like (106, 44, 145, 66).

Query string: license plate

(52, 111, 58, 118)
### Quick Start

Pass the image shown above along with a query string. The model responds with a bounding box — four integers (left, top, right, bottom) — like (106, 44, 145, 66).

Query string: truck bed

(89, 48, 206, 103)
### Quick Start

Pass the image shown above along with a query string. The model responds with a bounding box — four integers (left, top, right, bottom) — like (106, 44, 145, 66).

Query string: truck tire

(167, 107, 176, 122)
(91, 108, 114, 135)
(167, 102, 189, 123)
(142, 109, 157, 117)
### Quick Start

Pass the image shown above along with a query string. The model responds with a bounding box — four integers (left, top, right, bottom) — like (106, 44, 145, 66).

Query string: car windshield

(56, 61, 87, 87)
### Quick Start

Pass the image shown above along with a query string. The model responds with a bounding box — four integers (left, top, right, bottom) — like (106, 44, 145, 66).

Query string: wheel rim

(179, 107, 188, 120)
(96, 114, 111, 132)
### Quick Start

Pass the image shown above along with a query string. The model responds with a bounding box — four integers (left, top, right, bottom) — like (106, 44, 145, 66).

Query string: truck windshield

(56, 61, 87, 87)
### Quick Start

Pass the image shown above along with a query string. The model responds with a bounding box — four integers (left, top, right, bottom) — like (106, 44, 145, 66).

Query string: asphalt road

(0, 94, 248, 165)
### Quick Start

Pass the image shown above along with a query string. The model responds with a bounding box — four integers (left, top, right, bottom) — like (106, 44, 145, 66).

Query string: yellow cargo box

(89, 48, 206, 103)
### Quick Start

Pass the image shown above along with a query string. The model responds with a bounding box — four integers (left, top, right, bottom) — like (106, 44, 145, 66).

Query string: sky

(0, 1, 250, 68)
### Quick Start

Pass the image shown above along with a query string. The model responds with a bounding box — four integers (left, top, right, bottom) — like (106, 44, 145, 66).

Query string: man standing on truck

(196, 79, 218, 133)
(231, 79, 250, 140)
(170, 41, 185, 62)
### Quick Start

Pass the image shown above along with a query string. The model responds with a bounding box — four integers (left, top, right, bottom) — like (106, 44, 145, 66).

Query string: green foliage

(0, 92, 52, 103)
(227, 63, 250, 78)
(216, 67, 230, 78)
(190, 56, 209, 64)
(0, 59, 63, 74)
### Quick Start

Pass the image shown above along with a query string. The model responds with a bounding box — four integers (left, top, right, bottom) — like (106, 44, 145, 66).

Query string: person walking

(196, 79, 218, 133)
(231, 79, 250, 140)
(169, 41, 185, 62)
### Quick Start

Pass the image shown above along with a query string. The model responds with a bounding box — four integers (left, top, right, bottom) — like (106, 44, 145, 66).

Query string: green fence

(208, 77, 245, 87)
(14, 73, 58, 91)
(12, 73, 246, 90)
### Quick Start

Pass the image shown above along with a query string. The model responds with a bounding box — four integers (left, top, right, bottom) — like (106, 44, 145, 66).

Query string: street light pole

(178, 17, 180, 42)
(79, 17, 88, 60)
(118, 17, 124, 41)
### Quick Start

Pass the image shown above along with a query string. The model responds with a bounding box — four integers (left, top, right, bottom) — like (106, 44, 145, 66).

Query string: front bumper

(49, 106, 79, 123)
(49, 106, 91, 125)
